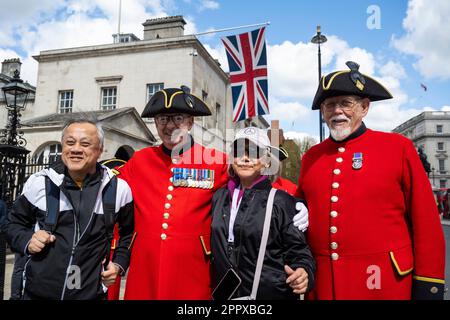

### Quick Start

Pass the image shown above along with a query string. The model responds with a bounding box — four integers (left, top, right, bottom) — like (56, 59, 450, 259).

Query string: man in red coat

(296, 61, 446, 300)
(117, 86, 229, 299)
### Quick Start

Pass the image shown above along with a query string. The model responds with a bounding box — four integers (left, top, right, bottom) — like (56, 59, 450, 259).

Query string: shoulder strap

(102, 175, 117, 242)
(250, 188, 277, 300)
(102, 175, 117, 266)
(44, 176, 60, 234)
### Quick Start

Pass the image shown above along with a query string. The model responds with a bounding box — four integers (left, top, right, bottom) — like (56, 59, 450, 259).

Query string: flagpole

(188, 21, 270, 37)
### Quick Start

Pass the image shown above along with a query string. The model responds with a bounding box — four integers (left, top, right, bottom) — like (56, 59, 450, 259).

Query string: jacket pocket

(199, 234, 211, 256)
(389, 245, 414, 276)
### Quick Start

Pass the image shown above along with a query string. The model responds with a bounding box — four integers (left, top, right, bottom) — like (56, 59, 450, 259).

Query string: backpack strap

(102, 175, 117, 267)
(44, 176, 60, 234)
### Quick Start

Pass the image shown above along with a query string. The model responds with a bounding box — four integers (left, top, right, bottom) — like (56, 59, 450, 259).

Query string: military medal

(352, 152, 363, 170)
(172, 168, 180, 187)
(181, 168, 188, 186)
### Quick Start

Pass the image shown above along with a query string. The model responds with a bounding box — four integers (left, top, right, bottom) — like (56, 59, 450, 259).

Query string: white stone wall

(33, 46, 195, 120)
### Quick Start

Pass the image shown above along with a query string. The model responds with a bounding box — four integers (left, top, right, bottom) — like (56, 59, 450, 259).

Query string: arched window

(34, 143, 62, 164)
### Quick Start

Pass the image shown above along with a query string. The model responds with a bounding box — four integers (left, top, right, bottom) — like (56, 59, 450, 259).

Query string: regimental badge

(352, 152, 363, 170)
(171, 168, 215, 189)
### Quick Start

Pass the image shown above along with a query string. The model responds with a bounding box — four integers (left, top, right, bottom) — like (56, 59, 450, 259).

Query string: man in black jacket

(6, 117, 134, 300)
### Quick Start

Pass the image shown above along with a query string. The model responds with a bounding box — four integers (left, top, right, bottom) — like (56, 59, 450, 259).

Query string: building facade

(393, 111, 450, 189)
(1, 16, 268, 162)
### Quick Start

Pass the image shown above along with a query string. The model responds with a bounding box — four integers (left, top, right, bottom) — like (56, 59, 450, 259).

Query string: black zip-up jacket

(6, 162, 134, 300)
(211, 178, 315, 299)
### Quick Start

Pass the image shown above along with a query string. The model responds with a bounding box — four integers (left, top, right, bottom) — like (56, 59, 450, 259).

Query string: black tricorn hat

(311, 61, 393, 110)
(141, 86, 212, 118)
(272, 146, 289, 162)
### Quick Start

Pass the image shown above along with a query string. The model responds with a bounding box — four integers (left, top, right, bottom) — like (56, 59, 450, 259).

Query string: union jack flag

(221, 27, 269, 122)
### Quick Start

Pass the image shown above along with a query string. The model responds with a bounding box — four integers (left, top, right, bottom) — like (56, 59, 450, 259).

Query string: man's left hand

(293, 202, 309, 232)
(101, 261, 120, 287)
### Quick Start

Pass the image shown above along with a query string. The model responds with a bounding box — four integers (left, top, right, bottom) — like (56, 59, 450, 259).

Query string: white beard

(330, 126, 352, 141)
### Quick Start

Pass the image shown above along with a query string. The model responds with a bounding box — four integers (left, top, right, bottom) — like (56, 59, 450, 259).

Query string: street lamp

(1, 70, 31, 146)
(0, 69, 33, 300)
(311, 25, 327, 142)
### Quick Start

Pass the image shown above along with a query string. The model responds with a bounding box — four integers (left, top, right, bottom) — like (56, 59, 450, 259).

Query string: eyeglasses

(154, 114, 189, 126)
(321, 97, 363, 112)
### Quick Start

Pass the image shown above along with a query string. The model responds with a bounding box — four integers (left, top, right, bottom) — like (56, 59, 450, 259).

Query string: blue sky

(0, 0, 449, 140)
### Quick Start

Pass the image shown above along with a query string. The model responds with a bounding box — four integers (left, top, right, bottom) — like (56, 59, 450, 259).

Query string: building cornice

(33, 36, 229, 83)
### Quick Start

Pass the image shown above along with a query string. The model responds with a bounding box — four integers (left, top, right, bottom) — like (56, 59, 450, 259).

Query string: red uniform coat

(118, 143, 228, 300)
(296, 129, 445, 299)
(272, 177, 297, 196)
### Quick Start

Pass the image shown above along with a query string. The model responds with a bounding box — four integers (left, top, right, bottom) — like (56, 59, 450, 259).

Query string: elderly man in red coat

(113, 86, 309, 300)
(296, 61, 446, 300)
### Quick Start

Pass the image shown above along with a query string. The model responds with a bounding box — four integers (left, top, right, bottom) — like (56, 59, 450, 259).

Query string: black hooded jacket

(6, 161, 134, 300)
(211, 178, 315, 299)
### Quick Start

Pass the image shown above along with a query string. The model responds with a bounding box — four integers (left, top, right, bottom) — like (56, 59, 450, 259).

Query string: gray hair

(61, 114, 104, 149)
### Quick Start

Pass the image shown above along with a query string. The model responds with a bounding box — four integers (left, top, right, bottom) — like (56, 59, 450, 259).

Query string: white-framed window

(438, 142, 445, 151)
(35, 143, 62, 164)
(437, 125, 443, 134)
(439, 159, 445, 172)
(440, 179, 447, 189)
(101, 87, 117, 110)
(59, 90, 73, 113)
(147, 83, 164, 102)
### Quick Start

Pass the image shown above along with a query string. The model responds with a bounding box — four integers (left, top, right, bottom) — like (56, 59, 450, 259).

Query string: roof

(22, 107, 135, 126)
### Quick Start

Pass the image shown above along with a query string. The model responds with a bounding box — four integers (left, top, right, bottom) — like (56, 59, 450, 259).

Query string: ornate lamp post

(0, 69, 33, 300)
(311, 25, 328, 142)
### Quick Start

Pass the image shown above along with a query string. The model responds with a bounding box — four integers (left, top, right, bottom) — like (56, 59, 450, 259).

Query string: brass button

(161, 233, 167, 240)
(168, 186, 174, 192)
(162, 223, 168, 230)
(332, 182, 340, 189)
(331, 196, 339, 203)
(330, 211, 338, 218)
(331, 253, 339, 260)
(330, 226, 338, 234)
(338, 147, 345, 153)
(163, 213, 170, 219)
(172, 158, 178, 164)
(331, 242, 338, 250)
(333, 169, 341, 175)
(166, 194, 173, 200)
(336, 157, 343, 163)
(164, 203, 171, 209)
(430, 287, 438, 294)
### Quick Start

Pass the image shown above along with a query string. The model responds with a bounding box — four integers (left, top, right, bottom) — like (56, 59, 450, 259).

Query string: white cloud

(268, 98, 310, 122)
(392, 0, 450, 80)
(199, 0, 220, 11)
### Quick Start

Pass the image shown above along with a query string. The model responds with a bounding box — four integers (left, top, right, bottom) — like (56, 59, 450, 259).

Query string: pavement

(3, 219, 450, 300)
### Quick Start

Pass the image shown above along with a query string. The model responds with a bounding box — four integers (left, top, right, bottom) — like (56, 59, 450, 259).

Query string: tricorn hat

(141, 85, 212, 118)
(311, 61, 393, 110)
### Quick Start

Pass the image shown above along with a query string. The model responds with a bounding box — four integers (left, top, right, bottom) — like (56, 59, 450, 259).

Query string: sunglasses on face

(232, 140, 265, 159)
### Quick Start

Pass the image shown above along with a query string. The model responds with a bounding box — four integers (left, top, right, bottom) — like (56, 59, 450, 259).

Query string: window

(437, 125, 443, 134)
(147, 83, 164, 102)
(440, 180, 447, 189)
(101, 87, 117, 110)
(35, 143, 62, 164)
(439, 159, 445, 172)
(438, 142, 445, 151)
(215, 103, 221, 130)
(59, 90, 73, 113)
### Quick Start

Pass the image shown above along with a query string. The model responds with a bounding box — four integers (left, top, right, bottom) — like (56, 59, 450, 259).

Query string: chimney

(142, 15, 186, 40)
(1, 58, 21, 78)
(268, 120, 285, 147)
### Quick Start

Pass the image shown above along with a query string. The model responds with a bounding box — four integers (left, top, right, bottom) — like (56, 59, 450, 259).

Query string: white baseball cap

(234, 127, 271, 149)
